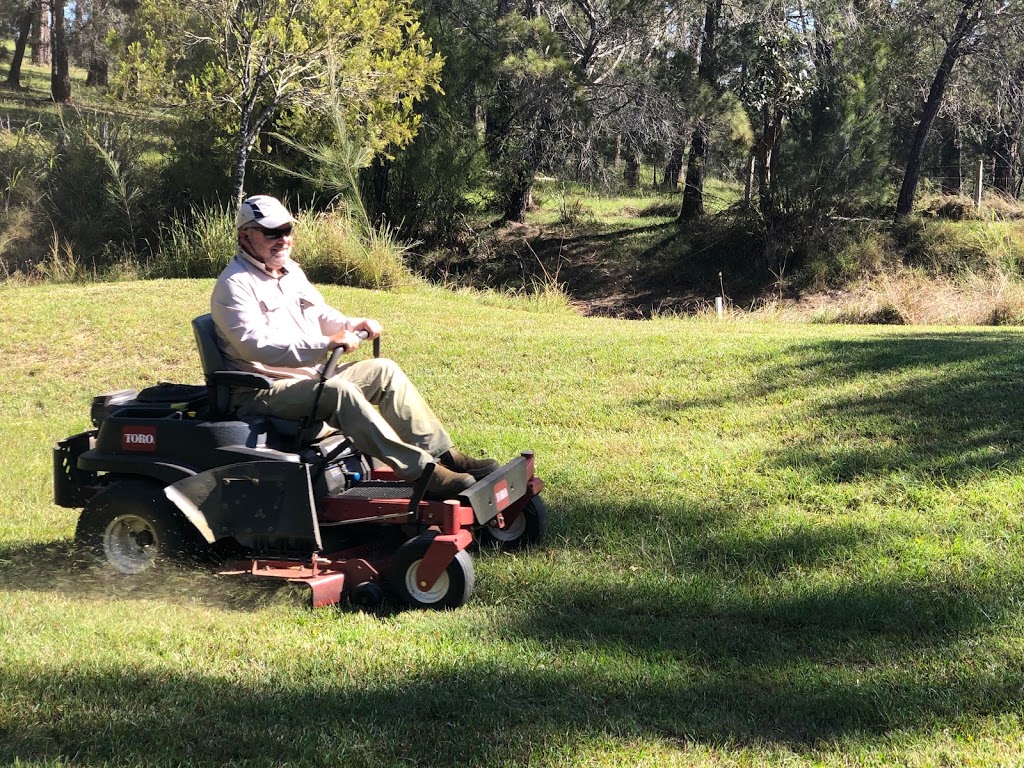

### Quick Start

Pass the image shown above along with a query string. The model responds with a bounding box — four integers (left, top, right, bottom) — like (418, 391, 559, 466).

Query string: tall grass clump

(147, 202, 412, 288)
(295, 209, 412, 289)
(43, 109, 155, 262)
(267, 86, 415, 290)
(897, 217, 1024, 277)
(146, 202, 237, 279)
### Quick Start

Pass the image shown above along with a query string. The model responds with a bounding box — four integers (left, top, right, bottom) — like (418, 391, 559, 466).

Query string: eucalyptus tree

(677, 0, 722, 219)
(765, 0, 894, 218)
(420, 0, 686, 222)
(50, 0, 70, 102)
(991, 56, 1024, 195)
(68, 0, 133, 86)
(894, 0, 1018, 218)
(4, 0, 35, 88)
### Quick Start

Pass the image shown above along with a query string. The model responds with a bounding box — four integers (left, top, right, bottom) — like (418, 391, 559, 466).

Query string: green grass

(6, 280, 1024, 765)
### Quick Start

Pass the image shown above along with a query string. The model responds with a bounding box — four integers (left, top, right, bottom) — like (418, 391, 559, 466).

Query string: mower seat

(192, 313, 331, 445)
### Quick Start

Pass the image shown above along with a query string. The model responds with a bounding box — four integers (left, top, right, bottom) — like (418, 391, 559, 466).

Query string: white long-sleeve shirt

(211, 250, 352, 380)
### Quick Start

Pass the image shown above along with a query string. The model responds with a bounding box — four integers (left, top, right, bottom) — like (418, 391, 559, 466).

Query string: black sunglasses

(256, 226, 293, 239)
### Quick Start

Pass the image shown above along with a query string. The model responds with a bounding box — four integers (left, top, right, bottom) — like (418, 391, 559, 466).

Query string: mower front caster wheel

(389, 534, 475, 610)
(476, 495, 548, 551)
(76, 481, 196, 575)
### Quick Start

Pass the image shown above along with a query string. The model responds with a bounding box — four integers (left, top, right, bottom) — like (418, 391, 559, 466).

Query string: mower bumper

(459, 451, 543, 525)
(53, 430, 99, 508)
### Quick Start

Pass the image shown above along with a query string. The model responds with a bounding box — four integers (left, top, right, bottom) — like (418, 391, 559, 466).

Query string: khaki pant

(231, 358, 453, 480)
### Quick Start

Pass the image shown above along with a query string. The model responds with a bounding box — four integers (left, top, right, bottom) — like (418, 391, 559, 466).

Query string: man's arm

(304, 283, 382, 340)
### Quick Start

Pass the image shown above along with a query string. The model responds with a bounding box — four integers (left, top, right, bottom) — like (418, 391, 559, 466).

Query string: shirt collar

(236, 248, 289, 277)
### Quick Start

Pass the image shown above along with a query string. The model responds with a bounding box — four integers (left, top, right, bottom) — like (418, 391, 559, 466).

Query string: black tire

(388, 534, 475, 609)
(75, 481, 198, 575)
(349, 581, 385, 610)
(476, 495, 548, 551)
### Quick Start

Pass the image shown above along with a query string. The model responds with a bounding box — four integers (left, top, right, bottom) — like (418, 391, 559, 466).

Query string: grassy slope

(4, 281, 1024, 765)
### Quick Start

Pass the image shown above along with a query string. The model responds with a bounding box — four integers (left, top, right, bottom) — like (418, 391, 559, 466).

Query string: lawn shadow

(758, 332, 1024, 483)
(638, 330, 1024, 483)
(7, 332, 1024, 758)
(479, 492, 1024, 750)
(4, 534, 1023, 765)
(3, 498, 1022, 756)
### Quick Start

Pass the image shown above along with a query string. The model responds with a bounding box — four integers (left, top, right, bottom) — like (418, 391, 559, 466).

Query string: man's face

(240, 224, 294, 272)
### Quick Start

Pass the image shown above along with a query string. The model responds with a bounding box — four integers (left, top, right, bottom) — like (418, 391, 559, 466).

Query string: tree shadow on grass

(767, 333, 1024, 483)
(3, 492, 1023, 758)
(639, 330, 1024, 484)
(3, 558, 1023, 764)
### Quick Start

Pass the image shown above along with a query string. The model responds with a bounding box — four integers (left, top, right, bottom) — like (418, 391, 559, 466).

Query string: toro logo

(493, 479, 511, 512)
(121, 426, 157, 452)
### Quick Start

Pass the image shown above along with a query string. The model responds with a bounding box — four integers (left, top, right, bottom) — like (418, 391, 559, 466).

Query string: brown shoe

(439, 449, 500, 480)
(424, 464, 476, 501)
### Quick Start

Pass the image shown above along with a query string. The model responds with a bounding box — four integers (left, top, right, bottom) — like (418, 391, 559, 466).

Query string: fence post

(975, 158, 984, 211)
(744, 155, 755, 207)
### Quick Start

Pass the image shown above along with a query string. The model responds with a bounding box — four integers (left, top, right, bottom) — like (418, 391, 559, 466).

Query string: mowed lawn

(4, 279, 1024, 766)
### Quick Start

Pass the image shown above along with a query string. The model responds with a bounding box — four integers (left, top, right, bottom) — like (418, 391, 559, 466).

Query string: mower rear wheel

(389, 534, 474, 609)
(476, 495, 548, 551)
(76, 481, 196, 575)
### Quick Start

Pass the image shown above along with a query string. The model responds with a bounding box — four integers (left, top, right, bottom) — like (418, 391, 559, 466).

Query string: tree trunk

(502, 131, 539, 223)
(31, 0, 50, 66)
(662, 145, 685, 190)
(504, 178, 532, 223)
(6, 10, 33, 89)
(895, 1, 984, 218)
(86, 59, 109, 87)
(992, 132, 1018, 196)
(364, 156, 392, 225)
(680, 123, 709, 218)
(678, 0, 722, 221)
(758, 108, 783, 220)
(624, 153, 640, 188)
(50, 0, 71, 103)
(232, 124, 252, 204)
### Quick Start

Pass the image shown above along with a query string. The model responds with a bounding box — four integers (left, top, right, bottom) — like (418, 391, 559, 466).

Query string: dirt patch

(418, 218, 770, 319)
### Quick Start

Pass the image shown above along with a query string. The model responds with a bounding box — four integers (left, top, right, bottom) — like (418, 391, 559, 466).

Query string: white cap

(236, 195, 297, 230)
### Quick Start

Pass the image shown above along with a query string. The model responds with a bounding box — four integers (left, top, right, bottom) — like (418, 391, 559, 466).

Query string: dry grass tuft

(767, 270, 1024, 326)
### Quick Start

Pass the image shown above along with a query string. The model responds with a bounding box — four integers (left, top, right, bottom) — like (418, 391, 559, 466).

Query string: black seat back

(193, 313, 228, 379)
(192, 313, 328, 446)
(192, 313, 236, 417)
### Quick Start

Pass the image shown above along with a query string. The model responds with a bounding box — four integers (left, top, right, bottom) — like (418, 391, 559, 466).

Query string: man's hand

(350, 318, 382, 339)
(327, 329, 363, 354)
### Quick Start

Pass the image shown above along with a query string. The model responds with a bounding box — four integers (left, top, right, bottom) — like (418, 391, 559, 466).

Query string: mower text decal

(121, 426, 158, 452)
(493, 480, 511, 512)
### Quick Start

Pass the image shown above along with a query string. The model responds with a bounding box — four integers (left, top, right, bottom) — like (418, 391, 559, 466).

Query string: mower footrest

(329, 482, 414, 501)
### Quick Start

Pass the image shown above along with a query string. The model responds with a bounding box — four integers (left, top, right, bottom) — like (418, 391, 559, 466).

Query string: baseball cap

(236, 195, 298, 230)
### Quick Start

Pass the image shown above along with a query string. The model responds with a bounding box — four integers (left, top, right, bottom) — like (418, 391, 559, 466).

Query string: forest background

(3, 0, 1024, 323)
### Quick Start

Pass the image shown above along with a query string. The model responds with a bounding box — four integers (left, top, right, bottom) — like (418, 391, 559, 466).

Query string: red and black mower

(53, 314, 547, 610)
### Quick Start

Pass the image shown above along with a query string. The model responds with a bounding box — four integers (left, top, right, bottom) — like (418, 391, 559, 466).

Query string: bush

(42, 111, 159, 264)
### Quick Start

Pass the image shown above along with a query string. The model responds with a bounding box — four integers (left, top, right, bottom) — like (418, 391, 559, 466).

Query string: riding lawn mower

(53, 314, 547, 610)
